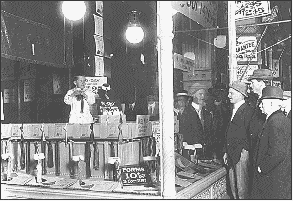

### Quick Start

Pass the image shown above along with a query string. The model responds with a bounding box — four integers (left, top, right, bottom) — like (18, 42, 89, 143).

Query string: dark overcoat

(224, 102, 254, 167)
(251, 110, 292, 199)
(177, 105, 204, 145)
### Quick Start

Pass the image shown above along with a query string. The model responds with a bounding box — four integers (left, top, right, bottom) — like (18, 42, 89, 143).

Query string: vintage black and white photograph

(1, 1, 292, 199)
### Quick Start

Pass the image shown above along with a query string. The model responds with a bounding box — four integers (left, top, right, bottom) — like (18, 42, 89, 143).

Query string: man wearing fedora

(223, 81, 254, 199)
(246, 69, 274, 194)
(176, 90, 204, 149)
(250, 86, 291, 199)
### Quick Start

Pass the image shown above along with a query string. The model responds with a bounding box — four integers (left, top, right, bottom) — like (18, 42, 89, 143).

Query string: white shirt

(231, 100, 245, 120)
(1, 92, 4, 121)
(192, 102, 202, 120)
(64, 88, 96, 124)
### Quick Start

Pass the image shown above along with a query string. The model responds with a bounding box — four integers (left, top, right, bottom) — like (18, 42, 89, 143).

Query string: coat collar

(266, 109, 284, 122)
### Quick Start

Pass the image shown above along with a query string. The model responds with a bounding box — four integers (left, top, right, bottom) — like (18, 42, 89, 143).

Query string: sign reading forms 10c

(121, 166, 147, 185)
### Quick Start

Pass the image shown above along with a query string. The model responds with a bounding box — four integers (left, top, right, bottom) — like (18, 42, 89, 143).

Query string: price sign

(85, 76, 107, 95)
(121, 165, 147, 185)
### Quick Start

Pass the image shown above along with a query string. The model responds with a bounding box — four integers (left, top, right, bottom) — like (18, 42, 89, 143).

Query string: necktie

(81, 97, 84, 113)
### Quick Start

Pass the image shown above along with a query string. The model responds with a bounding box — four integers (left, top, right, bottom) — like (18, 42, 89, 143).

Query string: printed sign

(236, 36, 258, 62)
(171, 1, 218, 28)
(237, 65, 259, 81)
(183, 71, 212, 81)
(85, 76, 107, 95)
(95, 1, 103, 16)
(52, 74, 62, 94)
(121, 165, 147, 185)
(272, 81, 281, 88)
(235, 1, 271, 21)
(3, 88, 15, 103)
(136, 115, 150, 134)
(94, 35, 104, 56)
(24, 79, 35, 102)
(271, 59, 280, 77)
(173, 53, 193, 72)
(95, 56, 105, 76)
(93, 14, 103, 36)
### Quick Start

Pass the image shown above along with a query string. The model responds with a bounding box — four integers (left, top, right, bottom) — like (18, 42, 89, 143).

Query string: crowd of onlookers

(174, 69, 291, 199)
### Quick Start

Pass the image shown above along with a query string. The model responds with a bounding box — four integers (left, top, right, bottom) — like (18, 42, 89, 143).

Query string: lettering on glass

(235, 1, 271, 20)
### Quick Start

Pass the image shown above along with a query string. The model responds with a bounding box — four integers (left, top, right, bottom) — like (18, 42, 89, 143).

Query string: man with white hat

(223, 81, 254, 199)
(251, 86, 291, 199)
(176, 90, 204, 146)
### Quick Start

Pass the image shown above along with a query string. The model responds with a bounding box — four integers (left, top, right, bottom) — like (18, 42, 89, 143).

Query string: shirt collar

(233, 100, 245, 111)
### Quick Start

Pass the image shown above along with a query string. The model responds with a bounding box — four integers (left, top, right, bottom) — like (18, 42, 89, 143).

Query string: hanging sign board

(120, 165, 147, 185)
(173, 53, 193, 72)
(235, 1, 271, 21)
(271, 59, 280, 77)
(236, 64, 258, 81)
(94, 35, 104, 56)
(24, 79, 35, 102)
(85, 76, 107, 95)
(171, 1, 218, 28)
(183, 71, 212, 81)
(93, 14, 103, 36)
(236, 36, 258, 62)
(94, 56, 105, 76)
(95, 1, 103, 16)
(3, 88, 15, 103)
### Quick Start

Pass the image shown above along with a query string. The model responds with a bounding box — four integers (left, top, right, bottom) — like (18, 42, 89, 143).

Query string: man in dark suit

(176, 90, 204, 146)
(223, 81, 254, 199)
(250, 86, 291, 199)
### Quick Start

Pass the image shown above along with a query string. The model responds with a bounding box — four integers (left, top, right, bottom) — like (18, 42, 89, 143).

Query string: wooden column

(157, 1, 176, 199)
(228, 1, 237, 83)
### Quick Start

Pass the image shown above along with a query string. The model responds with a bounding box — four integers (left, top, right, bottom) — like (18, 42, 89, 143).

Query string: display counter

(1, 121, 228, 199)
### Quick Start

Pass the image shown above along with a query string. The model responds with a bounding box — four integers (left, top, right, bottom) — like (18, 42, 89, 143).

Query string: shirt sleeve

(64, 89, 74, 105)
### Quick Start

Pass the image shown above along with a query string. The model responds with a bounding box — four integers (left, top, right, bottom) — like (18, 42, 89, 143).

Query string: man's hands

(70, 89, 88, 100)
(71, 90, 82, 97)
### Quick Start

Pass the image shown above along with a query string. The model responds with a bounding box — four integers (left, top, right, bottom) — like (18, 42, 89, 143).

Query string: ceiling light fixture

(62, 1, 86, 21)
(125, 11, 145, 44)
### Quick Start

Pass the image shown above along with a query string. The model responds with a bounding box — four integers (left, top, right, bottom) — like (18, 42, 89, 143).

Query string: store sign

(85, 76, 107, 95)
(235, 1, 271, 21)
(236, 36, 258, 62)
(121, 165, 147, 185)
(183, 71, 211, 81)
(171, 1, 218, 28)
(271, 59, 280, 77)
(24, 79, 35, 102)
(236, 65, 258, 81)
(272, 81, 281, 88)
(136, 115, 150, 134)
(173, 53, 193, 72)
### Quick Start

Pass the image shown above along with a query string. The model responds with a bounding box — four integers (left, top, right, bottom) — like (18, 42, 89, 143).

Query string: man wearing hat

(246, 69, 274, 193)
(176, 90, 204, 148)
(250, 86, 291, 199)
(223, 81, 254, 199)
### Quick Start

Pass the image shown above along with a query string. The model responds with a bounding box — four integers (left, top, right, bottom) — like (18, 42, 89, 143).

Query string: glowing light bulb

(62, 1, 86, 21)
(125, 26, 145, 44)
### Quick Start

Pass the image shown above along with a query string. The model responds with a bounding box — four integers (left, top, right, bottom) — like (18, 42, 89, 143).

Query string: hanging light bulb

(125, 11, 145, 44)
(62, 1, 86, 21)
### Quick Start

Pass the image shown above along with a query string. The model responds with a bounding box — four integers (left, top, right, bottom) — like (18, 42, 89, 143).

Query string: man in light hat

(250, 86, 291, 199)
(175, 90, 204, 148)
(223, 81, 254, 199)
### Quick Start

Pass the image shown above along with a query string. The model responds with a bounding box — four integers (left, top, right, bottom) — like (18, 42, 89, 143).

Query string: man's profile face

(193, 89, 206, 105)
(228, 88, 243, 104)
(250, 79, 263, 94)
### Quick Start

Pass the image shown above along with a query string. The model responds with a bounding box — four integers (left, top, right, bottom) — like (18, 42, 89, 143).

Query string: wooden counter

(2, 167, 228, 199)
(176, 167, 229, 199)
